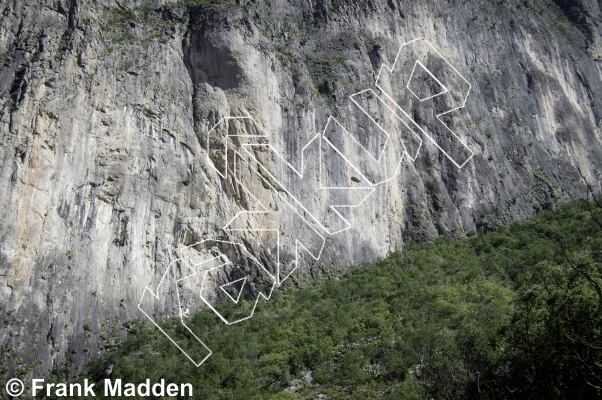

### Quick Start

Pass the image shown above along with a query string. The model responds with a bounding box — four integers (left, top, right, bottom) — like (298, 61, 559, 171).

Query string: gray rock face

(0, 0, 601, 375)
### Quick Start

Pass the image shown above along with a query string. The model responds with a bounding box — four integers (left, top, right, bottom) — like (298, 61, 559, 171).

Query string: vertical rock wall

(0, 0, 601, 375)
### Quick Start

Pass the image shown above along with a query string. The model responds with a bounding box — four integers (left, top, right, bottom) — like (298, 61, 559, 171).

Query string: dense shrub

(45, 200, 602, 399)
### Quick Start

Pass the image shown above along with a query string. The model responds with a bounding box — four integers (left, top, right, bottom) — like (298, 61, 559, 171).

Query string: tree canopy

(39, 199, 602, 399)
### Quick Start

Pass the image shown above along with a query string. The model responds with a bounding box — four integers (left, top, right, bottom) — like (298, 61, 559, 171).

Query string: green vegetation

(0, 52, 13, 68)
(119, 229, 129, 246)
(3, 98, 17, 112)
(180, 174, 195, 186)
(40, 199, 601, 399)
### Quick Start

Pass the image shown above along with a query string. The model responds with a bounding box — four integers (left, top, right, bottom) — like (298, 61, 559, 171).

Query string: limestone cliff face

(0, 0, 601, 375)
